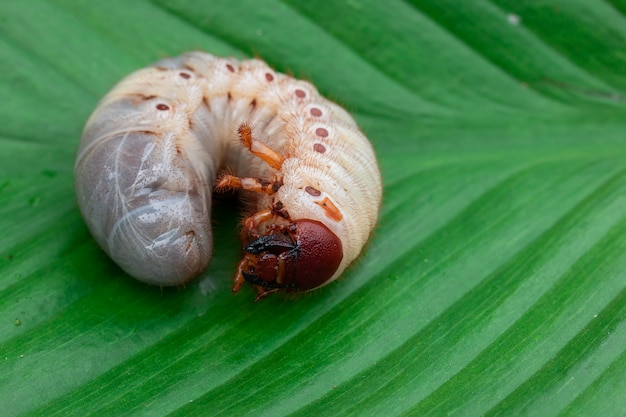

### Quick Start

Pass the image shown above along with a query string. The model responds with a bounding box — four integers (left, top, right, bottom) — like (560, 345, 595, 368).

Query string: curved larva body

(75, 52, 382, 298)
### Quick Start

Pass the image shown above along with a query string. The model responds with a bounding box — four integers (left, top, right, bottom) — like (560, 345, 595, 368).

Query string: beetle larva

(75, 52, 382, 300)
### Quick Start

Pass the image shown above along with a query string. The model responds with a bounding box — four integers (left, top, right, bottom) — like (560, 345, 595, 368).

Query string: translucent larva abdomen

(75, 67, 219, 285)
(75, 52, 382, 299)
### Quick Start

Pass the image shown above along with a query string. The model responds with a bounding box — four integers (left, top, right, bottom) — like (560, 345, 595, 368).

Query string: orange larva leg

(243, 208, 275, 233)
(238, 123, 285, 170)
(216, 174, 282, 195)
(244, 202, 291, 231)
(237, 205, 290, 244)
(232, 255, 252, 293)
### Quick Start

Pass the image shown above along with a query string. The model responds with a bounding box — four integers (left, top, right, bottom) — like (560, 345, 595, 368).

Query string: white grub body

(75, 52, 382, 290)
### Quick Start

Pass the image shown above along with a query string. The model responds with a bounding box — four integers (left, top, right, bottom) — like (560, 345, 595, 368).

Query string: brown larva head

(241, 219, 343, 297)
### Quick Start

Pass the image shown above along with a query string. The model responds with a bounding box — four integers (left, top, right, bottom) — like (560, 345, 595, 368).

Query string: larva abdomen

(75, 70, 219, 285)
(75, 52, 382, 299)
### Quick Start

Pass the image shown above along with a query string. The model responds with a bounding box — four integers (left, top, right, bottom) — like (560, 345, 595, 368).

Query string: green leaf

(1, 0, 626, 416)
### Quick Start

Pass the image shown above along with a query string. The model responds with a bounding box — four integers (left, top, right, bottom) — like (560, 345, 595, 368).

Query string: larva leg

(232, 255, 253, 293)
(215, 174, 283, 195)
(238, 124, 284, 170)
(243, 203, 290, 232)
(243, 208, 275, 234)
(233, 208, 276, 246)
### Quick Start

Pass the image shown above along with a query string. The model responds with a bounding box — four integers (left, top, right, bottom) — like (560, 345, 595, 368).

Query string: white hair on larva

(75, 52, 382, 301)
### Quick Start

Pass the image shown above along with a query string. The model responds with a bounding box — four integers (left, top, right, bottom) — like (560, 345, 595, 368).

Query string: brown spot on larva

(315, 127, 329, 138)
(295, 89, 306, 98)
(265, 73, 274, 82)
(156, 104, 169, 111)
(227, 92, 232, 101)
(179, 72, 191, 79)
(250, 98, 257, 108)
(184, 230, 196, 252)
(305, 186, 321, 196)
(313, 143, 326, 153)
(226, 63, 235, 72)
(310, 107, 322, 117)
(315, 197, 343, 222)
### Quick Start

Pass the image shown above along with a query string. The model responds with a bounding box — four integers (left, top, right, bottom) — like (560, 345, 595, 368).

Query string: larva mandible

(75, 52, 382, 301)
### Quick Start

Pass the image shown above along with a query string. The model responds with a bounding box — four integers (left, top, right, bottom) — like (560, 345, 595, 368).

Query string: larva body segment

(75, 52, 382, 299)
